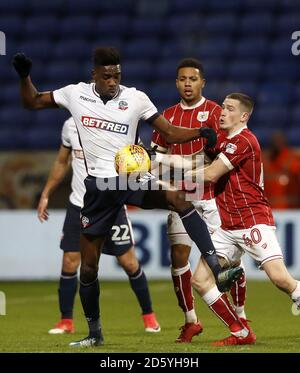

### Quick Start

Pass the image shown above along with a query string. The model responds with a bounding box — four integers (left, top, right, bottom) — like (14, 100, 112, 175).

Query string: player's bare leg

(191, 257, 256, 346)
(170, 243, 203, 342)
(117, 247, 160, 332)
(49, 251, 80, 334)
(262, 259, 300, 304)
(70, 233, 105, 347)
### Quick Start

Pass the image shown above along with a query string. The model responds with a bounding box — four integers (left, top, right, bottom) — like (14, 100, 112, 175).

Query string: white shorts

(212, 224, 283, 267)
(167, 199, 221, 246)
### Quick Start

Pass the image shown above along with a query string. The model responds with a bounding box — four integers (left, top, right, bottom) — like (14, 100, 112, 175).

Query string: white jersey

(53, 82, 158, 178)
(61, 117, 87, 207)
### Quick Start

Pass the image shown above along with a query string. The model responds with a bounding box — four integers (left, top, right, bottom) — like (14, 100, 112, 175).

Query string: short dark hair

(93, 47, 120, 66)
(177, 58, 205, 78)
(226, 92, 254, 114)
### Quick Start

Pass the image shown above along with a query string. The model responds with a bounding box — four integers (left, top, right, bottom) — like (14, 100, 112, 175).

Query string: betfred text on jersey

(82, 116, 129, 134)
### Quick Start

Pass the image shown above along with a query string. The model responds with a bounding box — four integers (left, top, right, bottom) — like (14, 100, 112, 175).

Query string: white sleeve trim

(217, 152, 234, 170)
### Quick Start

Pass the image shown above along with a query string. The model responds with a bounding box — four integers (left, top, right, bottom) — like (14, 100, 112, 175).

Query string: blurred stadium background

(0, 0, 300, 352)
(0, 0, 300, 275)
(1, 0, 300, 150)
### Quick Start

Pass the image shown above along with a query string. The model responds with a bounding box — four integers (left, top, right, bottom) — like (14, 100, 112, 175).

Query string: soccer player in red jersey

(152, 59, 247, 343)
(189, 93, 300, 345)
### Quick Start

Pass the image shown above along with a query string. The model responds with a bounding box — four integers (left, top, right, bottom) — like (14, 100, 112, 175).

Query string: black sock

(129, 266, 153, 315)
(179, 206, 222, 279)
(79, 277, 101, 337)
(58, 271, 78, 319)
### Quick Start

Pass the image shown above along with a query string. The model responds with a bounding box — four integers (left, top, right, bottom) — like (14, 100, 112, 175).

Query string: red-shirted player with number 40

(152, 59, 248, 343)
(188, 93, 300, 345)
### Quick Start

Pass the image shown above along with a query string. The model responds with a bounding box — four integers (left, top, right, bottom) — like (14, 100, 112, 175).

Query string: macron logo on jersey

(81, 116, 129, 135)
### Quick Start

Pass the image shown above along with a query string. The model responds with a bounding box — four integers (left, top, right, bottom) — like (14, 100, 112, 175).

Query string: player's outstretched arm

(185, 157, 231, 184)
(12, 53, 57, 110)
(151, 114, 217, 147)
(37, 146, 71, 222)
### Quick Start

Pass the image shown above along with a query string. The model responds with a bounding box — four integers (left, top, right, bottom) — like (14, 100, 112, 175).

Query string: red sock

(230, 272, 246, 308)
(172, 268, 194, 312)
(209, 293, 243, 333)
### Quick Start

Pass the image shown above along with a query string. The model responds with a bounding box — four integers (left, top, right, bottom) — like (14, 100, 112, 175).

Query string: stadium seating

(24, 16, 60, 39)
(239, 13, 273, 35)
(235, 37, 268, 58)
(204, 14, 238, 35)
(228, 60, 262, 80)
(1, 0, 300, 149)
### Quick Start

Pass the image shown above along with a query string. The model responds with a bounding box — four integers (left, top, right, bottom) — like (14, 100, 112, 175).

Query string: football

(115, 144, 151, 175)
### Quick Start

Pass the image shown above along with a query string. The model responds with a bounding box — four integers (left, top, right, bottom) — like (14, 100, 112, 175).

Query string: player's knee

(123, 260, 139, 275)
(80, 263, 98, 284)
(171, 245, 190, 268)
(63, 253, 80, 272)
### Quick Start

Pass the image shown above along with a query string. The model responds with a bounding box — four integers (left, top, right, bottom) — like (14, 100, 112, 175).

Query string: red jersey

(214, 127, 275, 230)
(151, 97, 221, 200)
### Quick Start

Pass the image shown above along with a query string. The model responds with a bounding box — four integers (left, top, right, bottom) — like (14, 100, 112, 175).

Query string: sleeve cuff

(62, 144, 72, 149)
(50, 91, 59, 107)
(145, 112, 159, 124)
(150, 141, 168, 153)
(217, 152, 234, 170)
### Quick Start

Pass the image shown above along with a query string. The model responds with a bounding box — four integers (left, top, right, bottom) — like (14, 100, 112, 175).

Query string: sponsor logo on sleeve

(73, 149, 85, 159)
(81, 116, 129, 135)
(225, 143, 237, 154)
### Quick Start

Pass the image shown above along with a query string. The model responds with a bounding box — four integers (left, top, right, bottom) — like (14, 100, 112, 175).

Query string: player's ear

(175, 78, 179, 89)
(201, 78, 206, 89)
(241, 111, 250, 123)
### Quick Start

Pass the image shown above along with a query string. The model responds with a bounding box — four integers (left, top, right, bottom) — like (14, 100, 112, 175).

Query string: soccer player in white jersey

(152, 58, 247, 343)
(37, 117, 160, 335)
(186, 93, 300, 346)
(12, 48, 243, 347)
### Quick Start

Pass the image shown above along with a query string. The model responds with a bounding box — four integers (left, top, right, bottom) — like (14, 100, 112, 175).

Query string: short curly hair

(93, 47, 120, 66)
(177, 58, 204, 78)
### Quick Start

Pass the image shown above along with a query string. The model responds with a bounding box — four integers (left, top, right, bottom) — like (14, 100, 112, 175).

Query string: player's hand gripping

(37, 195, 49, 222)
(199, 127, 217, 149)
(12, 53, 32, 78)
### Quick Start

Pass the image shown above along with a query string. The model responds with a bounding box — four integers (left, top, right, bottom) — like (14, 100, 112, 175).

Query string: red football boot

(48, 318, 75, 334)
(176, 321, 203, 343)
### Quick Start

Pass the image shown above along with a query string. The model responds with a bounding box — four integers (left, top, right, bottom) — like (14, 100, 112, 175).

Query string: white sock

(202, 286, 222, 306)
(185, 309, 197, 324)
(291, 281, 300, 302)
(231, 327, 249, 338)
(171, 262, 190, 276)
(234, 305, 247, 320)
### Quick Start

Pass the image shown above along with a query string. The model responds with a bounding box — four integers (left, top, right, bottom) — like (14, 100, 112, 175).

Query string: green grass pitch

(0, 280, 300, 353)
